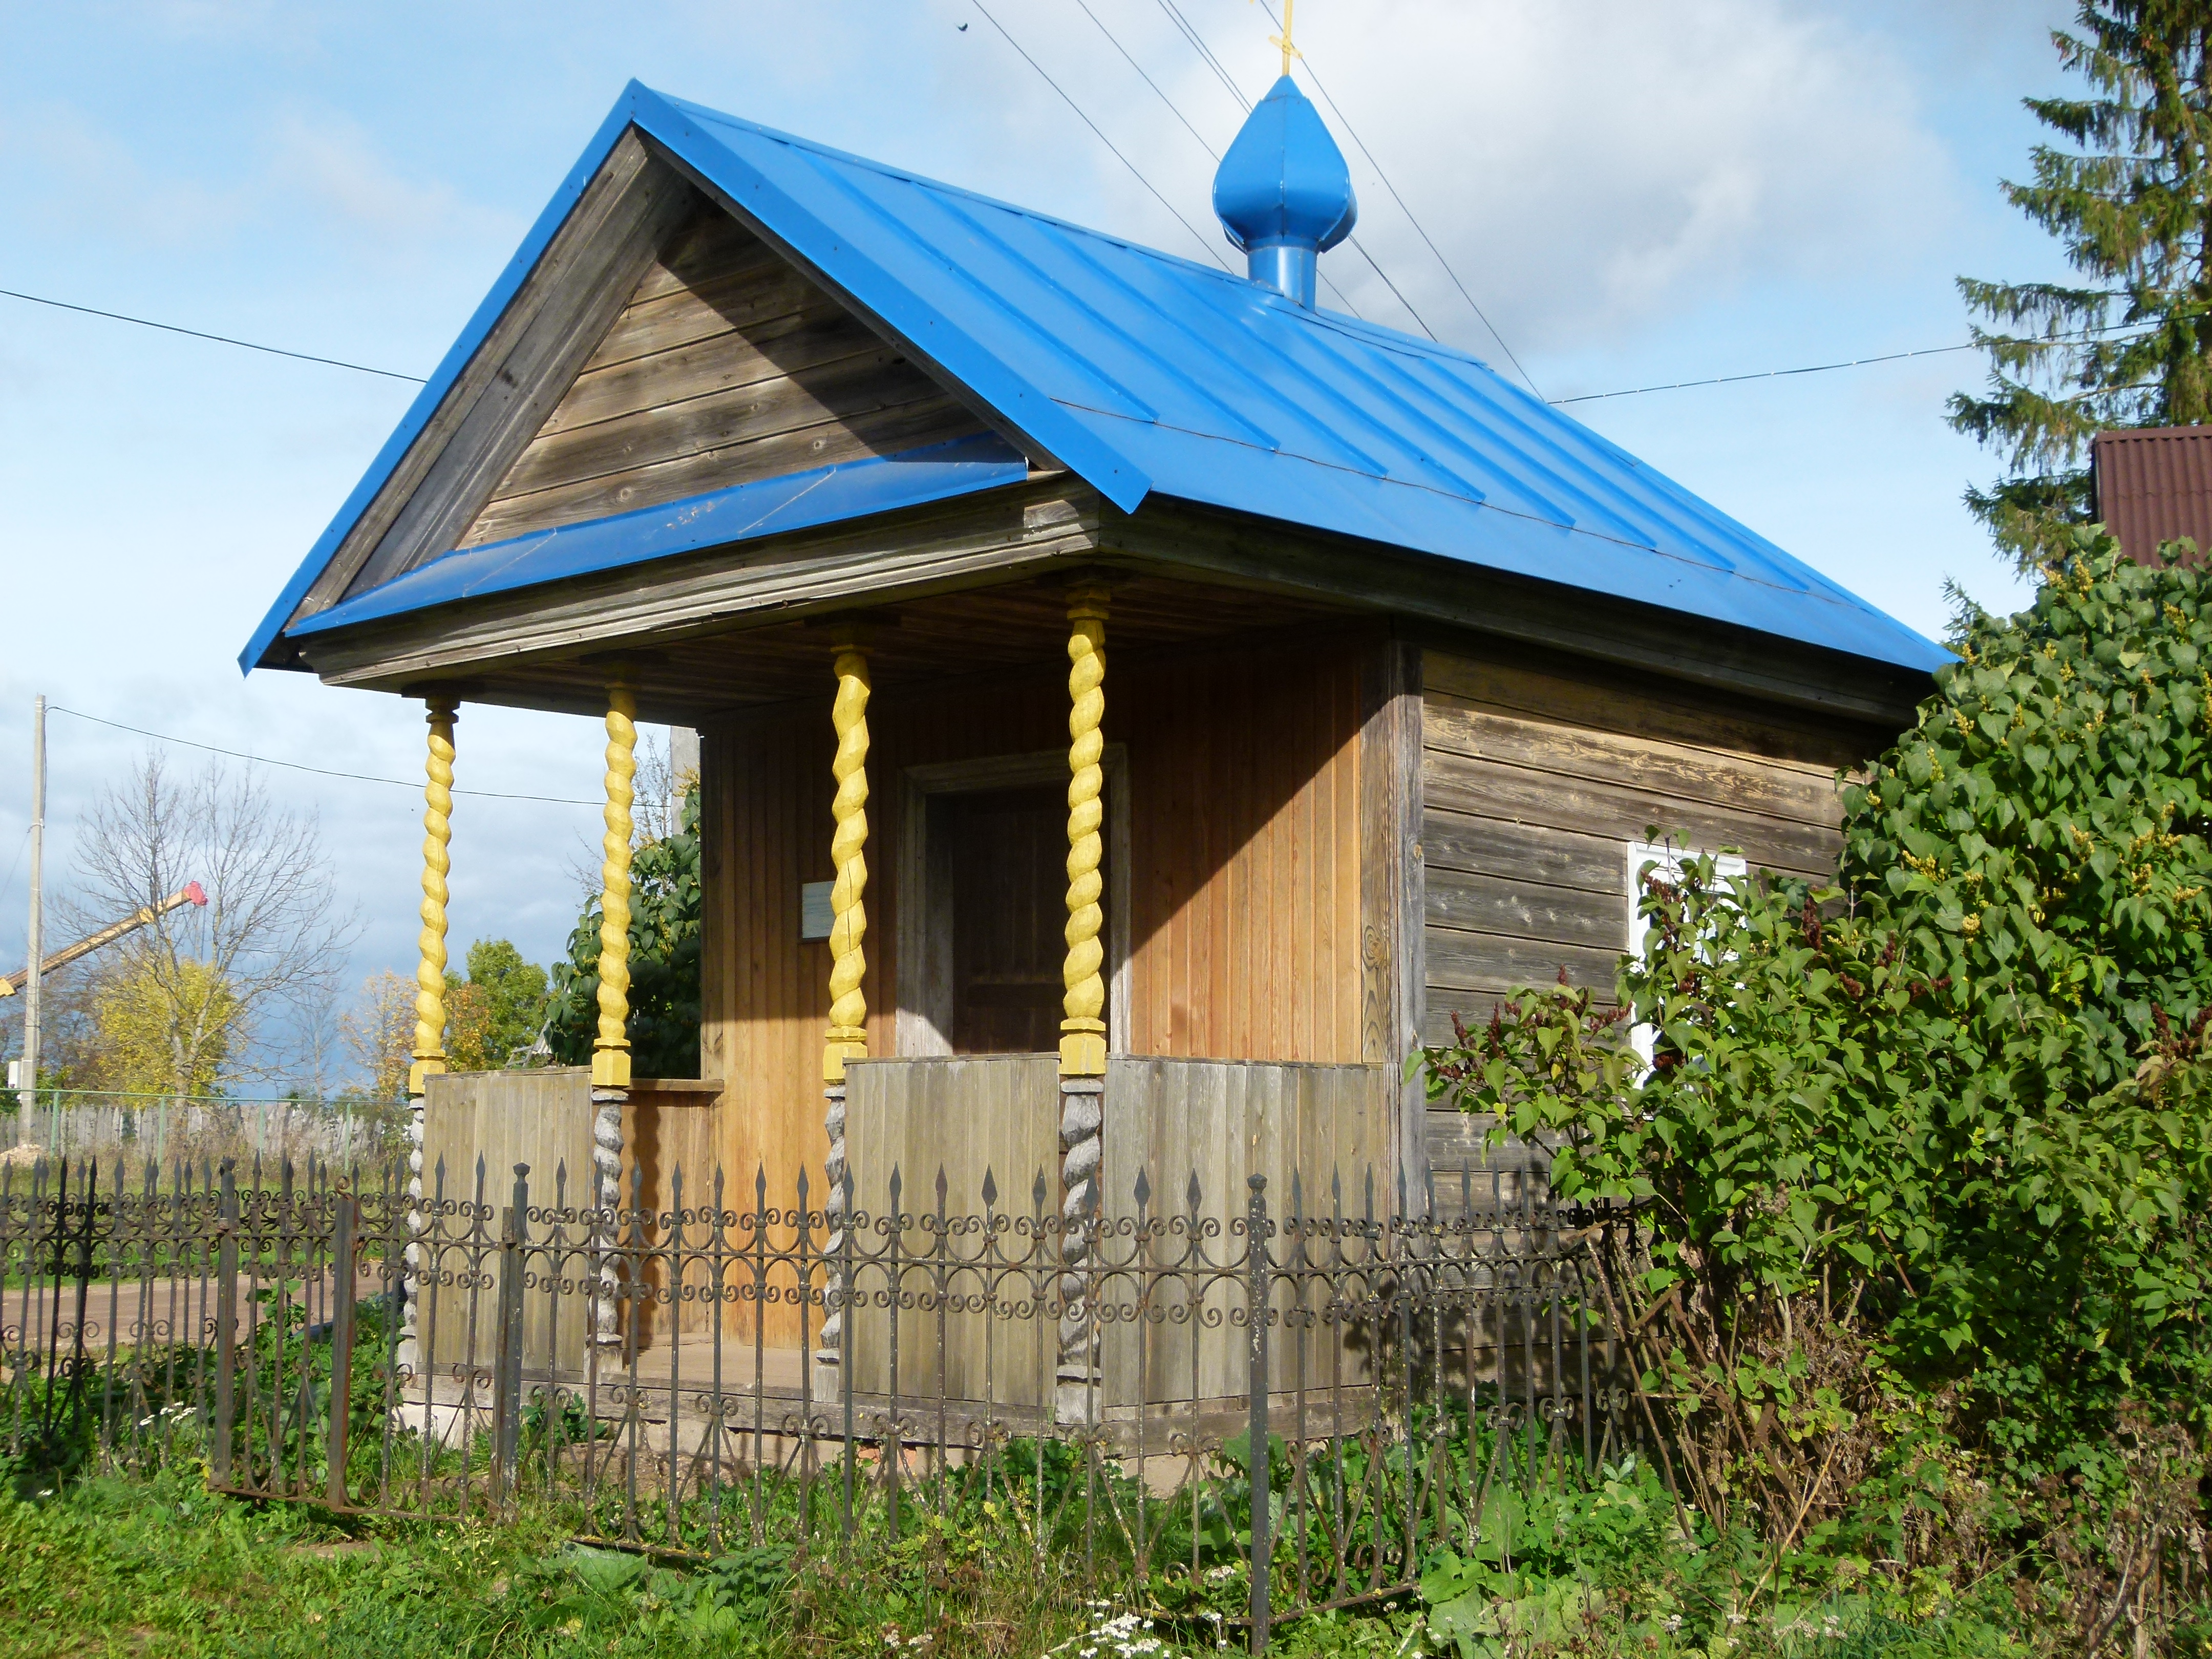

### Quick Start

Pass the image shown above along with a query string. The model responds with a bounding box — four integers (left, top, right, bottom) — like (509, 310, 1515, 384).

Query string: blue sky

(0, 0, 2079, 1083)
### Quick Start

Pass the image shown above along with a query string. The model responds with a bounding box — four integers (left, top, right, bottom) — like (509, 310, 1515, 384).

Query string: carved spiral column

(818, 644, 871, 1365)
(1057, 586, 1109, 1407)
(591, 683, 636, 1351)
(401, 696, 457, 1378)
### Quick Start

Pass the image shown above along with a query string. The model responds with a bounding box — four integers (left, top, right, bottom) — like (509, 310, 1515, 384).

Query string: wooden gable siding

(461, 205, 987, 548)
(1418, 647, 1864, 1043)
(699, 630, 1369, 1231)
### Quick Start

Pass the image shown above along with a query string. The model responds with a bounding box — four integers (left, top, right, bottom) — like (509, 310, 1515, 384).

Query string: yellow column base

(1058, 1020, 1107, 1077)
(408, 1056, 445, 1096)
(822, 1030, 868, 1083)
(591, 1046, 632, 1089)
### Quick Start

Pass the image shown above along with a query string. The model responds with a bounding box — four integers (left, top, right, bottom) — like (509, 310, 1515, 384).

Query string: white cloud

(1293, 0, 1959, 349)
(895, 0, 1960, 358)
(264, 107, 481, 247)
(0, 101, 254, 248)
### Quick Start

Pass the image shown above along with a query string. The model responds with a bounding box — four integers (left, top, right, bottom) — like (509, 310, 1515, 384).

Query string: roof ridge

(649, 85, 1505, 376)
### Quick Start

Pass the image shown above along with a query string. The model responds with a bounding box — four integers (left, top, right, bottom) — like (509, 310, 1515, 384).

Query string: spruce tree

(1950, 2, 2212, 565)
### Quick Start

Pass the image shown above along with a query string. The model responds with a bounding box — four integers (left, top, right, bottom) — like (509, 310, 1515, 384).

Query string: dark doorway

(941, 784, 1074, 1054)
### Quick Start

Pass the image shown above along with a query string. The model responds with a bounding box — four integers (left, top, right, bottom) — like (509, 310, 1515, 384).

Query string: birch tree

(70, 755, 356, 1097)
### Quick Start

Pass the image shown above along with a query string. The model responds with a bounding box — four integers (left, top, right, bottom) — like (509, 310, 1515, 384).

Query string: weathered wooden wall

(1420, 648, 1861, 1039)
(841, 1054, 1060, 1406)
(699, 628, 1370, 1242)
(462, 204, 985, 548)
(840, 1054, 1389, 1411)
(421, 1069, 594, 1378)
(420, 1070, 725, 1366)
(1418, 646, 1874, 1178)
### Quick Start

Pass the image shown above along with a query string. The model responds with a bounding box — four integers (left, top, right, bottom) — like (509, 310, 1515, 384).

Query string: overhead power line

(969, 0, 1231, 271)
(1547, 325, 2162, 406)
(1153, 0, 1250, 110)
(1068, 0, 1220, 161)
(49, 707, 600, 806)
(1339, 237, 1434, 341)
(0, 286, 428, 383)
(1549, 344, 1980, 405)
(1249, 2, 1538, 396)
(6, 264, 2111, 410)
(1059, 0, 1362, 316)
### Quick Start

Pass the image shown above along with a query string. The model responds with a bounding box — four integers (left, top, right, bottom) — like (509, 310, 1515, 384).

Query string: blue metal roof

(244, 80, 1948, 675)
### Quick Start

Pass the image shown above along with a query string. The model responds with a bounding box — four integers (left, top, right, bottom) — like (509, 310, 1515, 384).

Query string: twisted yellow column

(822, 648, 872, 1082)
(1059, 588, 1110, 1076)
(1055, 588, 1110, 1416)
(590, 684, 637, 1354)
(818, 645, 871, 1372)
(409, 698, 458, 1097)
(592, 687, 637, 1089)
(402, 695, 456, 1385)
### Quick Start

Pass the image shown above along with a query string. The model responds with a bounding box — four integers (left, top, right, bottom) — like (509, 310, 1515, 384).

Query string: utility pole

(20, 696, 42, 1115)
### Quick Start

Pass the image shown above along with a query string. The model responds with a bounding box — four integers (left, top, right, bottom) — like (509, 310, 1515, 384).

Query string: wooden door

(944, 784, 1072, 1053)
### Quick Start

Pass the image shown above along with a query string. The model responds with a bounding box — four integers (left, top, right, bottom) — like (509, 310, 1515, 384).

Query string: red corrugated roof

(2092, 427, 2212, 566)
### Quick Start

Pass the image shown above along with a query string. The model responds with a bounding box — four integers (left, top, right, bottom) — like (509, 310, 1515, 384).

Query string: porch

(421, 1054, 1396, 1425)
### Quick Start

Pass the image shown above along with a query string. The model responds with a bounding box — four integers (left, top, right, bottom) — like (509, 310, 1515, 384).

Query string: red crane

(1, 882, 207, 997)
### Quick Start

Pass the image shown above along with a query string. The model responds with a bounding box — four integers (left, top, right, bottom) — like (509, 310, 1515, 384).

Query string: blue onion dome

(1212, 75, 1358, 267)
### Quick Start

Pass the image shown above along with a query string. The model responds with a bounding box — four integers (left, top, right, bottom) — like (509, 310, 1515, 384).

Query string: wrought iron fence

(0, 1148, 1658, 1651)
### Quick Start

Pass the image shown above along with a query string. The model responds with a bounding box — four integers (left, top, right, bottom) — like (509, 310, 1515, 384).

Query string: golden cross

(1267, 0, 1300, 77)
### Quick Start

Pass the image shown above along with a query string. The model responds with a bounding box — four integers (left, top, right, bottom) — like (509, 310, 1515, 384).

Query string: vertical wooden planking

(698, 727, 730, 1085)
(689, 627, 1380, 1354)
(843, 1054, 1057, 1406)
(1360, 639, 1428, 1209)
(422, 1070, 594, 1376)
(1394, 647, 1428, 1209)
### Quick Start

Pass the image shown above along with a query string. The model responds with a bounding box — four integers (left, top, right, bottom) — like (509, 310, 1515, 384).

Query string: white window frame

(1625, 840, 1746, 1067)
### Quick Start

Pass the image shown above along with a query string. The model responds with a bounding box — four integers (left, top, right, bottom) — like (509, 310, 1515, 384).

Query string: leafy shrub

(546, 784, 701, 1078)
(1417, 533, 2212, 1637)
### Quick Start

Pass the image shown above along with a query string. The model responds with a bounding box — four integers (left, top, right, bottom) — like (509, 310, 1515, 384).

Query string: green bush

(545, 784, 701, 1078)
(1416, 533, 2212, 1641)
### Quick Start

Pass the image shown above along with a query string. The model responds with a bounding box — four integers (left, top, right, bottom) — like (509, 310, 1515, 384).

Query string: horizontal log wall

(1419, 647, 1871, 1180)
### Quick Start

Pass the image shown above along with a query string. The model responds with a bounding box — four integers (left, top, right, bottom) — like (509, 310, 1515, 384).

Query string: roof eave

(240, 83, 665, 675)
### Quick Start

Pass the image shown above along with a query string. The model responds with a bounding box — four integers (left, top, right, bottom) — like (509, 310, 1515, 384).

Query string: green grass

(0, 1463, 1098, 1659)
(0, 1458, 2139, 1659)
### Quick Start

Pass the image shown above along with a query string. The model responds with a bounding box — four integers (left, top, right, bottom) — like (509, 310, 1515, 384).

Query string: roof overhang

(244, 81, 1951, 686)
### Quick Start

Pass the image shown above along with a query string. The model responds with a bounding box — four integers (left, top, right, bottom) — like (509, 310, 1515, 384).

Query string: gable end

(459, 203, 987, 547)
(304, 132, 697, 615)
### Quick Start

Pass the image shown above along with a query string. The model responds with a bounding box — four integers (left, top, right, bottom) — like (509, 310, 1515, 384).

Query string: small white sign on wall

(800, 881, 835, 942)
(1625, 841, 1746, 1066)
